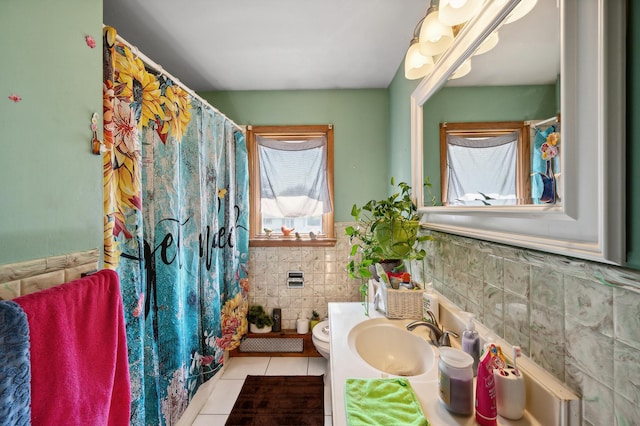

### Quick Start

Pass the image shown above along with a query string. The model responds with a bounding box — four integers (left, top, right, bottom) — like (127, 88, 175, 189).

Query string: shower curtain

(102, 30, 249, 425)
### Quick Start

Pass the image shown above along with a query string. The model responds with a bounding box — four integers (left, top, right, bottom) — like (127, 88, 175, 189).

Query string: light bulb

(439, 0, 482, 26)
(405, 42, 435, 80)
(450, 0, 467, 8)
(418, 10, 454, 56)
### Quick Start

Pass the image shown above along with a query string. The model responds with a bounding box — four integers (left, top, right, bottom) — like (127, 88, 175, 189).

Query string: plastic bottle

(475, 343, 506, 426)
(422, 282, 439, 320)
(272, 308, 282, 332)
(461, 313, 480, 376)
(438, 347, 474, 416)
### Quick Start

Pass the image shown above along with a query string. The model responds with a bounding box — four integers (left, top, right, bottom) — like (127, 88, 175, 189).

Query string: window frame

(440, 121, 531, 206)
(247, 124, 336, 247)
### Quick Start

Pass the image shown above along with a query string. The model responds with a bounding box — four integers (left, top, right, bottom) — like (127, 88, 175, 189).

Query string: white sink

(347, 317, 436, 377)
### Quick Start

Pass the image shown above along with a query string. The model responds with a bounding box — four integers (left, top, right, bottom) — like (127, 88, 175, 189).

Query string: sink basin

(347, 318, 435, 377)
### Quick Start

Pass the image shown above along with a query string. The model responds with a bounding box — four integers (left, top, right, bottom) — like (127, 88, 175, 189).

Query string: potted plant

(345, 177, 435, 313)
(309, 311, 321, 331)
(247, 305, 274, 333)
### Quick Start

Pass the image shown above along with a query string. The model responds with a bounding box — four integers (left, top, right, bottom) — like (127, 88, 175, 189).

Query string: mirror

(411, 0, 626, 264)
(434, 0, 560, 207)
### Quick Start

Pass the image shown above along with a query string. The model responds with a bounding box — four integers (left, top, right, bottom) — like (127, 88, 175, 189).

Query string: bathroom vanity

(328, 298, 580, 425)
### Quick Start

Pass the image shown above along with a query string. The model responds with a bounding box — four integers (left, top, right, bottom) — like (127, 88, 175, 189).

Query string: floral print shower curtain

(102, 29, 249, 425)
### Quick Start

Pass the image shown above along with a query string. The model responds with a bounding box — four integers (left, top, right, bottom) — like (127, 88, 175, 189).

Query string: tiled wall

(0, 249, 100, 300)
(420, 231, 640, 425)
(248, 223, 361, 330)
(247, 224, 640, 423)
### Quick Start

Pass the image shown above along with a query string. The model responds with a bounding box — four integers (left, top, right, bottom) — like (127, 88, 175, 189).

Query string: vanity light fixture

(404, 15, 436, 80)
(438, 0, 483, 26)
(404, 0, 538, 81)
(418, 0, 454, 56)
(405, 38, 436, 80)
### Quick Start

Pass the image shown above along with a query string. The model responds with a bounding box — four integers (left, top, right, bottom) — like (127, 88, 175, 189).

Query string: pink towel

(14, 269, 130, 426)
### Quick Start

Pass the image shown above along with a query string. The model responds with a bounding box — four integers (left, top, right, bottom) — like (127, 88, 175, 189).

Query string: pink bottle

(475, 344, 505, 426)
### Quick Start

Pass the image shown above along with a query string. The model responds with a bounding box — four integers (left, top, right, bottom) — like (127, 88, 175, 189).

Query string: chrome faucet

(406, 310, 459, 347)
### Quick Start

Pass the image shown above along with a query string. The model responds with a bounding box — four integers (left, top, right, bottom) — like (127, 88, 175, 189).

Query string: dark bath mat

(225, 375, 324, 426)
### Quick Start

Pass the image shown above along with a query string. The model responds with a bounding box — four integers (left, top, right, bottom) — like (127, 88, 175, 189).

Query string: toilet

(312, 320, 330, 360)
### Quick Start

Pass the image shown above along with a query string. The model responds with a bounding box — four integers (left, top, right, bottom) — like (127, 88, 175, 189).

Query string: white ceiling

(103, 0, 428, 91)
(102, 0, 559, 92)
(447, 0, 559, 87)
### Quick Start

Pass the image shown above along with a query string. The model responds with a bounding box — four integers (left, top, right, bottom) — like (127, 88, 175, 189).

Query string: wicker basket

(379, 283, 424, 319)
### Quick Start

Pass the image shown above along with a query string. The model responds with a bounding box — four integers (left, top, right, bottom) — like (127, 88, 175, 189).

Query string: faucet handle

(439, 330, 459, 347)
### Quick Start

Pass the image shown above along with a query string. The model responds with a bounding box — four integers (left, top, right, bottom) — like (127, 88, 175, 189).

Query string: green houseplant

(309, 310, 321, 331)
(247, 305, 274, 333)
(345, 177, 435, 312)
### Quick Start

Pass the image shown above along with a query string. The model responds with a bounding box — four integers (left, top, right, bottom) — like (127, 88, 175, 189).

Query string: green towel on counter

(344, 378, 430, 426)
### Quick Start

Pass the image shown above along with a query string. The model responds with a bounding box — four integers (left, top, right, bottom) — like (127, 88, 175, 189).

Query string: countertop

(328, 302, 545, 426)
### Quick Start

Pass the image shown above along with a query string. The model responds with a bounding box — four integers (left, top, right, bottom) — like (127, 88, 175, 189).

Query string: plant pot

(310, 319, 320, 331)
(369, 259, 404, 281)
(374, 220, 420, 259)
(249, 324, 272, 334)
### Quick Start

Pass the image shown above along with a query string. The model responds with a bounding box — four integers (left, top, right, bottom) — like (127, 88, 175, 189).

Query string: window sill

(250, 237, 337, 248)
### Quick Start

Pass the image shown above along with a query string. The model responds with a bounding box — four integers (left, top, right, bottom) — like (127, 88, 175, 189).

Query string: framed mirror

(411, 0, 626, 264)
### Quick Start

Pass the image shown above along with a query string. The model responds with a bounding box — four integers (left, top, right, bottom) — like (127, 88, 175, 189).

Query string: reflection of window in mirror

(440, 121, 531, 206)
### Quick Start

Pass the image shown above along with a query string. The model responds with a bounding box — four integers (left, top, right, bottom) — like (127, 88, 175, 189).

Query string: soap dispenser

(461, 313, 480, 376)
(422, 282, 439, 320)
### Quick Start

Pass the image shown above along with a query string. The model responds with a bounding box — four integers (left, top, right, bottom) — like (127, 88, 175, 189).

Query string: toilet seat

(312, 320, 330, 343)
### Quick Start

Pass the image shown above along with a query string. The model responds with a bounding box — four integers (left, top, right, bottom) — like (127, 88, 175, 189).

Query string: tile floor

(192, 357, 332, 426)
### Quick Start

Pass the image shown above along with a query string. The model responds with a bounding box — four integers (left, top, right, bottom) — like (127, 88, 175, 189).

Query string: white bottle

(422, 282, 439, 321)
(461, 314, 480, 376)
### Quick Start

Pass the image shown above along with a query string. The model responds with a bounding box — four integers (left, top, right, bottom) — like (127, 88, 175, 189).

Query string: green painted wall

(0, 0, 104, 265)
(627, 0, 640, 269)
(199, 90, 390, 222)
(422, 85, 557, 200)
(1, 2, 637, 269)
(388, 66, 420, 188)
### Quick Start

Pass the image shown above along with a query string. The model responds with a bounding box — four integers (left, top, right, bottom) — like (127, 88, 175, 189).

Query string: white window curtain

(446, 131, 518, 205)
(257, 135, 331, 217)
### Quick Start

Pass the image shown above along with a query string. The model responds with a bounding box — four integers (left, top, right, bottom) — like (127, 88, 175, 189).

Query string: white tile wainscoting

(246, 223, 640, 423)
(417, 230, 640, 425)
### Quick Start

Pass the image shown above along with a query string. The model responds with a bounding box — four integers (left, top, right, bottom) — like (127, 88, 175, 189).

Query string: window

(440, 121, 531, 206)
(247, 125, 335, 247)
